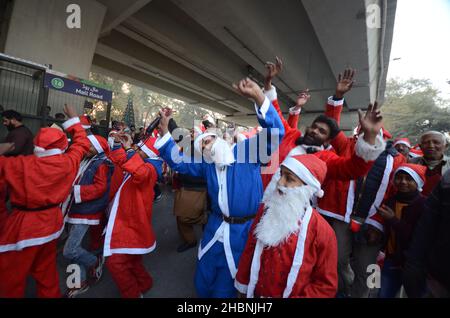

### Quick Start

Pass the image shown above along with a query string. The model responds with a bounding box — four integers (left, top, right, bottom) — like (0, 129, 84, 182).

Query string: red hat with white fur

(281, 154, 327, 198)
(394, 163, 426, 192)
(33, 127, 68, 157)
(79, 115, 92, 129)
(393, 137, 411, 148)
(87, 134, 109, 155)
(137, 137, 160, 159)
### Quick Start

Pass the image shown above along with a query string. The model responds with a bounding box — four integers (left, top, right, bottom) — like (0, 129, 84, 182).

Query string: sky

(387, 0, 450, 99)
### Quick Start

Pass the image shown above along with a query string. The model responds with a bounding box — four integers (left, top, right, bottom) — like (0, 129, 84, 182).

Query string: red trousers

(106, 254, 153, 298)
(0, 240, 61, 298)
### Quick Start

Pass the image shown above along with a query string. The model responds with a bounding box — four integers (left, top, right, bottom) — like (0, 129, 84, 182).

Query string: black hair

(312, 115, 340, 139)
(1, 110, 23, 122)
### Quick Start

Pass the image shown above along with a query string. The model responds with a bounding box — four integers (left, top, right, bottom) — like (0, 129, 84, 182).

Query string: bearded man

(155, 77, 285, 298)
(235, 154, 337, 298)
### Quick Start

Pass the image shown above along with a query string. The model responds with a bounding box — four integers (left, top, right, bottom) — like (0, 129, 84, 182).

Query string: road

(26, 185, 201, 298)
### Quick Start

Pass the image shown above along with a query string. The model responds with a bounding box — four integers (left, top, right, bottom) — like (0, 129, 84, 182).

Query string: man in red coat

(235, 154, 337, 298)
(0, 105, 91, 298)
(104, 134, 160, 298)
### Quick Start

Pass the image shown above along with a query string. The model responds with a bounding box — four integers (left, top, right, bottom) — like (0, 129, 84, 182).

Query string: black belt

(11, 203, 60, 212)
(222, 214, 256, 224)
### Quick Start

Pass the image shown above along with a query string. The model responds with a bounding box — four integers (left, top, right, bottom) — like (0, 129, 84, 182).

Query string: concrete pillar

(3, 0, 106, 79)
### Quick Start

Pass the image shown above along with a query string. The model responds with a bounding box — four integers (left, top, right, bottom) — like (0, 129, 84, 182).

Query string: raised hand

(264, 56, 283, 91)
(358, 101, 383, 145)
(158, 108, 173, 135)
(233, 77, 265, 107)
(63, 104, 78, 119)
(335, 68, 356, 99)
(295, 89, 311, 109)
(119, 133, 133, 149)
(377, 205, 395, 220)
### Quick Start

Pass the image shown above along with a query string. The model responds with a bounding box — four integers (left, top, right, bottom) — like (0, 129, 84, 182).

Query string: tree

(382, 78, 450, 144)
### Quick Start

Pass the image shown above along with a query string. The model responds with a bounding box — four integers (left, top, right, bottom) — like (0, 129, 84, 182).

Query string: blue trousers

(194, 241, 236, 298)
(379, 259, 403, 298)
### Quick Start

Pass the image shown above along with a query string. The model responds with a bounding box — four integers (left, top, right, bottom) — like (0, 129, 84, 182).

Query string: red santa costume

(104, 137, 159, 298)
(0, 117, 90, 297)
(235, 155, 338, 298)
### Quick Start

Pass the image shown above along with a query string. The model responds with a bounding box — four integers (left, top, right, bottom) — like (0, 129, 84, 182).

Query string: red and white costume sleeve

(235, 206, 338, 298)
(263, 85, 301, 133)
(0, 117, 91, 252)
(103, 149, 158, 257)
(67, 164, 110, 224)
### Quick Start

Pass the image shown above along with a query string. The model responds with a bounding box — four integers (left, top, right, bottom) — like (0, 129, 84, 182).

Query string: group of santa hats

(33, 115, 108, 157)
(393, 137, 423, 158)
(280, 153, 427, 198)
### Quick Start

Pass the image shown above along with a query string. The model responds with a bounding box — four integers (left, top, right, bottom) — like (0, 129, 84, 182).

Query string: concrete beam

(92, 54, 241, 115)
(97, 29, 254, 113)
(97, 0, 152, 37)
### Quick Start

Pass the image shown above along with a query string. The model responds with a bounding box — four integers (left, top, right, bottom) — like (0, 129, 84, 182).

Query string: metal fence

(0, 53, 47, 139)
(0, 53, 112, 140)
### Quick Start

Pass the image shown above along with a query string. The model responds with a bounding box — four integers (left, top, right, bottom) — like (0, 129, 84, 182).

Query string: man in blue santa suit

(155, 77, 285, 297)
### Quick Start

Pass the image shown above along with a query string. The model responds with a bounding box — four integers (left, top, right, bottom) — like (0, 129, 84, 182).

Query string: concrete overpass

(0, 0, 397, 130)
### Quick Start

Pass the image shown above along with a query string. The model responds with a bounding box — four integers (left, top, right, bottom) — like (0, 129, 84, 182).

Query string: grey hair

(420, 131, 447, 145)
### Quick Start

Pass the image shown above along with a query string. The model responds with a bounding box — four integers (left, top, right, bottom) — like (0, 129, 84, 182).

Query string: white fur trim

(281, 157, 322, 196)
(283, 206, 313, 297)
(345, 180, 355, 223)
(103, 174, 130, 257)
(255, 97, 270, 120)
(34, 146, 63, 157)
(138, 142, 158, 159)
(62, 117, 81, 130)
(355, 133, 386, 162)
(66, 217, 100, 225)
(247, 240, 263, 298)
(316, 207, 346, 222)
(87, 135, 104, 154)
(109, 242, 156, 256)
(154, 132, 172, 149)
(82, 124, 91, 129)
(393, 140, 411, 148)
(395, 166, 424, 192)
(73, 185, 82, 204)
(289, 107, 302, 115)
(194, 132, 217, 154)
(327, 96, 344, 107)
(234, 280, 248, 294)
(365, 218, 384, 232)
(0, 221, 64, 253)
(198, 222, 226, 260)
(263, 85, 277, 102)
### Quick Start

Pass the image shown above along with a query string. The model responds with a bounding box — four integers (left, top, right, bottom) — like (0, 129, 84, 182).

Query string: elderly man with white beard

(235, 154, 338, 298)
(154, 77, 285, 298)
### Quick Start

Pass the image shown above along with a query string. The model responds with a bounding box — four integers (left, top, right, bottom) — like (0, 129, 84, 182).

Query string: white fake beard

(210, 138, 235, 167)
(255, 171, 315, 247)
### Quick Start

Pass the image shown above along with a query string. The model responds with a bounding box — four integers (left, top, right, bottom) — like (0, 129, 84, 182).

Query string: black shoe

(177, 241, 197, 253)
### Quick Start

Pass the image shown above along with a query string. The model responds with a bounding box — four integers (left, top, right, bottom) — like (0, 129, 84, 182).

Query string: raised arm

(233, 77, 285, 163)
(325, 68, 355, 126)
(155, 110, 205, 178)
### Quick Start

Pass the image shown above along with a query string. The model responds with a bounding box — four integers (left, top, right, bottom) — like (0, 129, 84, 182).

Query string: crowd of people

(0, 57, 449, 299)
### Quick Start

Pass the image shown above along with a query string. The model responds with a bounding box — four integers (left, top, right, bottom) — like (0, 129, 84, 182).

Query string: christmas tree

(122, 94, 135, 127)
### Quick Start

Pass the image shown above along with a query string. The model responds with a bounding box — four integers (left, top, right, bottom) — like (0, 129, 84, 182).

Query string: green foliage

(383, 78, 450, 144)
(88, 72, 222, 130)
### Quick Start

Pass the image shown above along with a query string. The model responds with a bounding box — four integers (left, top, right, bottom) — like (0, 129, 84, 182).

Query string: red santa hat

(87, 135, 109, 155)
(79, 115, 92, 129)
(393, 137, 411, 148)
(33, 127, 68, 157)
(281, 154, 327, 198)
(409, 145, 423, 158)
(394, 163, 426, 192)
(136, 137, 160, 159)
